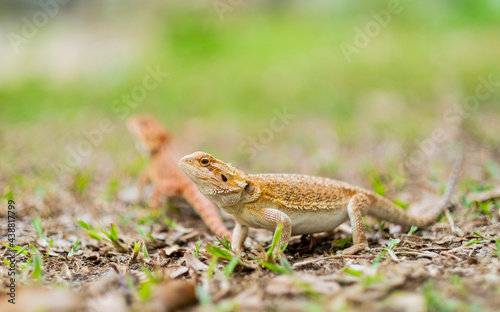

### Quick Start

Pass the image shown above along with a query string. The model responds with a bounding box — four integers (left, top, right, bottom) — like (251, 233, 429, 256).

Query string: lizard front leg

(231, 222, 249, 254)
(342, 193, 370, 255)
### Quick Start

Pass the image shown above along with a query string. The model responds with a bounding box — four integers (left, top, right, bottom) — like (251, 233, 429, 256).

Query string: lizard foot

(341, 243, 369, 255)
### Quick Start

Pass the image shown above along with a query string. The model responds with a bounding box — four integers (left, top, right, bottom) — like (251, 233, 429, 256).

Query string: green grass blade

(267, 223, 283, 259)
(32, 255, 43, 282)
(407, 225, 418, 235)
(343, 267, 363, 277)
(101, 230, 114, 241)
(205, 245, 233, 261)
(77, 220, 92, 231)
(31, 216, 45, 239)
(110, 223, 118, 240)
(88, 232, 102, 241)
(223, 253, 241, 277)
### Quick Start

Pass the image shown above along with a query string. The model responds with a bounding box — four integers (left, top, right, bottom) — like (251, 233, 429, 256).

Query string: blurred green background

(1, 0, 499, 193)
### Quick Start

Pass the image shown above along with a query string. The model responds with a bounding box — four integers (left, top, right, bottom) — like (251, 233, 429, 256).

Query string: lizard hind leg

(342, 193, 371, 255)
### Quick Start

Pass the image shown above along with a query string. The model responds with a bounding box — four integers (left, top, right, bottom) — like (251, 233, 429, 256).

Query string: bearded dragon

(127, 116, 232, 239)
(179, 151, 461, 255)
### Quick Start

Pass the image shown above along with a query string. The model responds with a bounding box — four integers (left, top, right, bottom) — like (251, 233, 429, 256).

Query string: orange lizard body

(127, 115, 232, 239)
(179, 151, 461, 256)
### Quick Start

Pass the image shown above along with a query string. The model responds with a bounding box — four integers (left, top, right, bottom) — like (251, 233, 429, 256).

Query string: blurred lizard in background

(179, 151, 462, 256)
(127, 115, 232, 239)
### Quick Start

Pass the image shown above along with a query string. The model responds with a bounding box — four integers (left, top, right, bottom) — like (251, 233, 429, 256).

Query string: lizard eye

(200, 158, 210, 166)
(221, 174, 227, 182)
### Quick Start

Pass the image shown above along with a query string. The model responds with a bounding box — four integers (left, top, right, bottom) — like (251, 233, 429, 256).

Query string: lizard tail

(369, 152, 463, 227)
(182, 184, 233, 239)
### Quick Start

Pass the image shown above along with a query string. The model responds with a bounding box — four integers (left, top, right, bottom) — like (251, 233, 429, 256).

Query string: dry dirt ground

(1, 135, 500, 312)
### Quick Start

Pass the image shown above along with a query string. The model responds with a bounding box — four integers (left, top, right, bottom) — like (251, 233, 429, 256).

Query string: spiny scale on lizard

(251, 174, 361, 211)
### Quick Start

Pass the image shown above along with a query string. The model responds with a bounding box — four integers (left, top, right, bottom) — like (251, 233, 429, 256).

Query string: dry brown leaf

(163, 245, 183, 256)
(163, 265, 189, 279)
(87, 251, 100, 260)
(183, 253, 209, 271)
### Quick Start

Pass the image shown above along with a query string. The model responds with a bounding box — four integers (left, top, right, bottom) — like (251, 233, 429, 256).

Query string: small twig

(292, 254, 374, 268)
(446, 245, 467, 254)
(441, 252, 462, 261)
(484, 223, 500, 230)
(387, 249, 399, 262)
(466, 187, 500, 203)
(446, 243, 483, 254)
(395, 251, 437, 258)
(238, 258, 258, 269)
(468, 249, 476, 257)
(420, 247, 452, 251)
(444, 207, 463, 236)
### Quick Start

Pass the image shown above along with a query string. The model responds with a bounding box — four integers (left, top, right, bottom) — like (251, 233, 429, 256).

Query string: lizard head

(179, 151, 252, 208)
(127, 115, 171, 154)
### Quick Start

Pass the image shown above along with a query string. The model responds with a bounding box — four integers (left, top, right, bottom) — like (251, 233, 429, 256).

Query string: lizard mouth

(178, 157, 206, 182)
(178, 160, 196, 177)
(179, 157, 227, 194)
